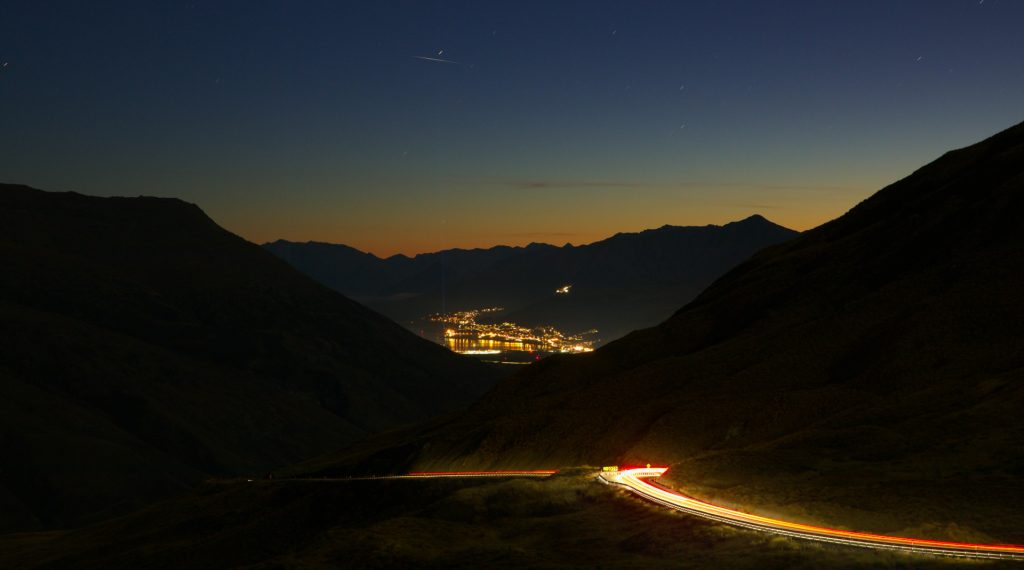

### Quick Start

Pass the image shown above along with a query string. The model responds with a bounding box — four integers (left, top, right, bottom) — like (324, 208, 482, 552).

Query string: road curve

(601, 467, 1024, 560)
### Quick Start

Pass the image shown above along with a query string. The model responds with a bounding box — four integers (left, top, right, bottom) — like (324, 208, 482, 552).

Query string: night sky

(2, 1, 1022, 256)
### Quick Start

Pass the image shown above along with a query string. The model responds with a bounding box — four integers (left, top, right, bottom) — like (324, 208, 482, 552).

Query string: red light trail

(601, 467, 1024, 560)
(403, 470, 558, 478)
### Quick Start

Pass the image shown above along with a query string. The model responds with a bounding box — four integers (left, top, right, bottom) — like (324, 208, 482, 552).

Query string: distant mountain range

(0, 185, 499, 531)
(264, 215, 799, 343)
(7, 121, 1024, 569)
(304, 120, 1024, 543)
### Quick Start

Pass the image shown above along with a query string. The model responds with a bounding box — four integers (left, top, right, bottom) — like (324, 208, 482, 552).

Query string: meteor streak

(413, 55, 462, 65)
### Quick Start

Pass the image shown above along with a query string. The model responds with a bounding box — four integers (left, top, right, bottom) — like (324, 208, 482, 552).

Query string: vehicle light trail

(600, 467, 1024, 560)
(402, 470, 557, 479)
(282, 470, 557, 483)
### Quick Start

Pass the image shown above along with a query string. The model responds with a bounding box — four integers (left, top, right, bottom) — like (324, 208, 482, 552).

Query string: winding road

(291, 467, 1024, 560)
(600, 466, 1024, 561)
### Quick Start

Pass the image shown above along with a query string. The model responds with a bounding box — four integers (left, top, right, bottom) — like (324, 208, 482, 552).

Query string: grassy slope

(0, 471, 991, 570)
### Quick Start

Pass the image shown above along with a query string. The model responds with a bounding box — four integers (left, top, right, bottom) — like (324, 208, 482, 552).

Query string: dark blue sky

(2, 1, 1022, 255)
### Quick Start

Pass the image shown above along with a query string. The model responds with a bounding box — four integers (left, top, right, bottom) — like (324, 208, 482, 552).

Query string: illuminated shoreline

(428, 307, 597, 358)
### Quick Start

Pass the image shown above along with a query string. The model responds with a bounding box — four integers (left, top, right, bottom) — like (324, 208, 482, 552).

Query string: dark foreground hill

(0, 471, 969, 570)
(265, 216, 798, 342)
(304, 121, 1024, 543)
(0, 185, 498, 531)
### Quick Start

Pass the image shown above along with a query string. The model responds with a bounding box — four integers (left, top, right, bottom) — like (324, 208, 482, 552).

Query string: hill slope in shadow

(306, 120, 1024, 543)
(0, 185, 498, 531)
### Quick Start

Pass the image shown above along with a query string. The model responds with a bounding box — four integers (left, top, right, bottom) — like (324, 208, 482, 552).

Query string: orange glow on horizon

(225, 205, 852, 259)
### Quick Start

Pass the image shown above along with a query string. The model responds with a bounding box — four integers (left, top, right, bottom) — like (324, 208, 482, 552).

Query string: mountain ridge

(268, 213, 785, 263)
(265, 214, 799, 342)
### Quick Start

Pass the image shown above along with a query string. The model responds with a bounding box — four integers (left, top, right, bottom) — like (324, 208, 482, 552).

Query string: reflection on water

(428, 307, 597, 362)
(445, 337, 543, 354)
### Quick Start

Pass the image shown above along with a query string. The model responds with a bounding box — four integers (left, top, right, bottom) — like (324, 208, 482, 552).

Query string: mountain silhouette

(265, 215, 798, 342)
(309, 120, 1024, 542)
(0, 185, 498, 531)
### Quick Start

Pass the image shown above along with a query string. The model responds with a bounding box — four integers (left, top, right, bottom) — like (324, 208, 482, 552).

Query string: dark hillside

(0, 472, 970, 570)
(0, 185, 498, 530)
(310, 121, 1024, 543)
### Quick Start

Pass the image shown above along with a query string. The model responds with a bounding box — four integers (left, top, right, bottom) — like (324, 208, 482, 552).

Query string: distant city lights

(429, 307, 596, 357)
